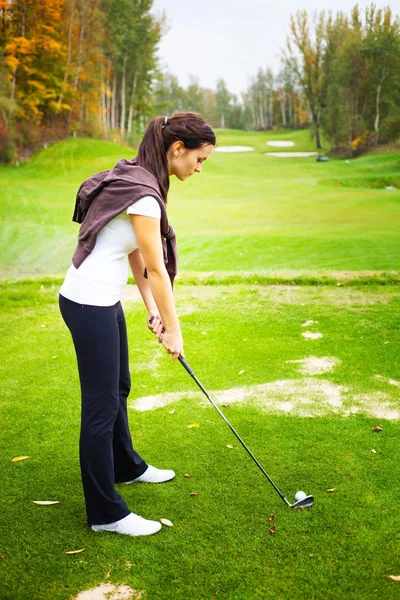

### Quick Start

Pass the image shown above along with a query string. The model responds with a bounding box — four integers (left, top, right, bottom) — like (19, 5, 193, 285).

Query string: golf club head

(291, 495, 314, 509)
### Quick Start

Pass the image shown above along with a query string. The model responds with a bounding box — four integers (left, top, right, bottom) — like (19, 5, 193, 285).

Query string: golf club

(148, 317, 313, 508)
(178, 355, 314, 509)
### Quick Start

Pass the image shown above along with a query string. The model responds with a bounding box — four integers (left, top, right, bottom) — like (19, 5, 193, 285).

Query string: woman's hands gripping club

(148, 315, 184, 360)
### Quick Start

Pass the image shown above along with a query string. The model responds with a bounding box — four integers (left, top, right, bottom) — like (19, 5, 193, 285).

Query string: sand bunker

(215, 146, 254, 153)
(286, 356, 341, 375)
(129, 376, 399, 420)
(73, 584, 143, 600)
(266, 141, 295, 147)
(265, 152, 318, 157)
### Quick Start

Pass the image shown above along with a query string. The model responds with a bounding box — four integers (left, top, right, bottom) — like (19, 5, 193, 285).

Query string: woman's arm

(130, 214, 183, 359)
(128, 248, 158, 314)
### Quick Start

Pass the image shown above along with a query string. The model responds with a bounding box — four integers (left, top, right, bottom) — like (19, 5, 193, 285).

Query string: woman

(59, 112, 216, 537)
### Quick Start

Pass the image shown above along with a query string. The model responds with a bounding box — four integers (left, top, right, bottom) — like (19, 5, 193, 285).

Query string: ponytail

(136, 112, 216, 202)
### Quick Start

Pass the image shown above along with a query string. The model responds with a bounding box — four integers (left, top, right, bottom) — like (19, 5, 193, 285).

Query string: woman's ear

(171, 140, 185, 157)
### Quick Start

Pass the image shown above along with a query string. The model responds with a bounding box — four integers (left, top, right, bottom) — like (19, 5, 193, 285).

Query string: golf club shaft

(178, 355, 290, 506)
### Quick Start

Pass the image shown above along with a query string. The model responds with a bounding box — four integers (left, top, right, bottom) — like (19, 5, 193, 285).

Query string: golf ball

(295, 491, 307, 501)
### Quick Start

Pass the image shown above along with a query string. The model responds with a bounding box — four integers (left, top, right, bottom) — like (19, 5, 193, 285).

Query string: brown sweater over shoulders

(71, 157, 177, 286)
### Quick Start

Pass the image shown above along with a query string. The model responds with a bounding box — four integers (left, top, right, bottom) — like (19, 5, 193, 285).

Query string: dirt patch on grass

(375, 374, 400, 386)
(256, 286, 399, 306)
(286, 356, 341, 375)
(350, 392, 399, 420)
(302, 332, 324, 340)
(73, 584, 144, 600)
(130, 377, 399, 420)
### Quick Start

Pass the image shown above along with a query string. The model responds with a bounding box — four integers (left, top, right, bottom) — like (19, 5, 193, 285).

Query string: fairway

(1, 131, 399, 600)
(0, 130, 399, 278)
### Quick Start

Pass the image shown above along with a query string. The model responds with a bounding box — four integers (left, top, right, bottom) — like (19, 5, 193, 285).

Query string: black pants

(59, 294, 148, 525)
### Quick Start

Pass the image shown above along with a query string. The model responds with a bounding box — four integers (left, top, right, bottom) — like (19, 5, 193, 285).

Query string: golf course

(1, 129, 399, 599)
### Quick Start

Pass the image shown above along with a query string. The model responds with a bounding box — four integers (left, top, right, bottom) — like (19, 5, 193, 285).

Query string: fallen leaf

(184, 473, 190, 479)
(221, 403, 230, 408)
(269, 525, 277, 535)
(388, 576, 400, 581)
(160, 518, 173, 527)
(226, 444, 233, 449)
(326, 489, 336, 493)
(372, 425, 383, 432)
(239, 370, 245, 375)
(0, 554, 4, 559)
(371, 449, 377, 454)
(190, 492, 198, 497)
(187, 424, 200, 428)
(65, 548, 85, 555)
(268, 514, 275, 521)
(10, 456, 30, 462)
(31, 500, 60, 505)
(168, 410, 176, 414)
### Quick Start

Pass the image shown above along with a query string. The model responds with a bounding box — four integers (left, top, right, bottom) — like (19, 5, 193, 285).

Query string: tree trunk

(73, 21, 84, 93)
(100, 59, 107, 136)
(127, 73, 137, 135)
(57, 0, 75, 111)
(374, 79, 384, 145)
(68, 10, 85, 125)
(119, 56, 128, 137)
(259, 92, 264, 129)
(105, 64, 110, 131)
(111, 69, 117, 130)
(314, 111, 321, 149)
(269, 93, 273, 129)
(250, 91, 256, 129)
(279, 91, 287, 127)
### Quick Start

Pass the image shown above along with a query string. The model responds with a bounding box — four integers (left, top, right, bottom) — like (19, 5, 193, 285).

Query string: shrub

(379, 115, 400, 144)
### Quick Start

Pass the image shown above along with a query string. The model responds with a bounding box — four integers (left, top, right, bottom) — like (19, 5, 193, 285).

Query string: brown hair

(136, 112, 216, 201)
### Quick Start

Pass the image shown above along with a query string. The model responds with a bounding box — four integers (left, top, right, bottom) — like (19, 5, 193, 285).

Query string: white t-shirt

(60, 196, 161, 306)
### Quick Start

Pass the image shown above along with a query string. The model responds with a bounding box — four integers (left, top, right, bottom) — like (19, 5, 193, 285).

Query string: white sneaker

(122, 465, 176, 484)
(91, 513, 161, 536)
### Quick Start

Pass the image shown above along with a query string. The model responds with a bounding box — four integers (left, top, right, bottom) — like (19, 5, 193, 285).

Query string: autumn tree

(286, 10, 326, 148)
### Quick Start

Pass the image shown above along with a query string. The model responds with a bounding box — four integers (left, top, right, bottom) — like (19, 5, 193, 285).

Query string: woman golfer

(59, 112, 215, 536)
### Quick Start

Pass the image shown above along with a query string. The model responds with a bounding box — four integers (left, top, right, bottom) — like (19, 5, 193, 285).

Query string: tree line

(0, 2, 399, 161)
(0, 0, 164, 161)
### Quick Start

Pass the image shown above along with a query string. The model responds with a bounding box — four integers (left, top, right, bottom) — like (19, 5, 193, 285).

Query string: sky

(151, 0, 400, 98)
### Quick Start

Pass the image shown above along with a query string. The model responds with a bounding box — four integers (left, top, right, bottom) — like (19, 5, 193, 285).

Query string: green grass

(1, 280, 399, 600)
(0, 132, 399, 278)
(1, 131, 399, 599)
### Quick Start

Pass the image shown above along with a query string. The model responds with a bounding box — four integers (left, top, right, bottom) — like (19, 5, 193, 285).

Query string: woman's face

(168, 142, 214, 181)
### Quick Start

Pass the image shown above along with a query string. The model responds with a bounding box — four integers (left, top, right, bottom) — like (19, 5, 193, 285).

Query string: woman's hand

(147, 312, 163, 340)
(161, 329, 184, 360)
